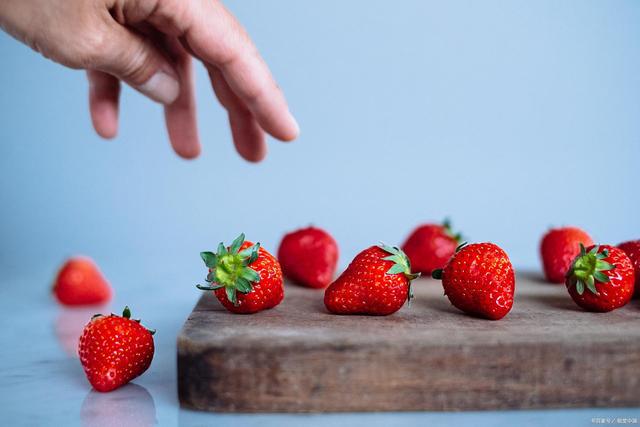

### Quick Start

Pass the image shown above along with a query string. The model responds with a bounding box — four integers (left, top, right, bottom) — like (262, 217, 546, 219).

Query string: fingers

(215, 48, 299, 143)
(152, 0, 299, 142)
(209, 67, 266, 162)
(94, 0, 299, 161)
(163, 39, 201, 159)
(94, 17, 180, 105)
(87, 70, 120, 139)
(197, 2, 298, 141)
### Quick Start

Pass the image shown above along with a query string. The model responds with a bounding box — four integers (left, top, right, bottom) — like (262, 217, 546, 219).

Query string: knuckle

(215, 41, 239, 68)
(243, 85, 266, 108)
(117, 43, 157, 85)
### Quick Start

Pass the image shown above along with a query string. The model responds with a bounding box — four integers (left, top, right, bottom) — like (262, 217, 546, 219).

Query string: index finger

(181, 0, 299, 141)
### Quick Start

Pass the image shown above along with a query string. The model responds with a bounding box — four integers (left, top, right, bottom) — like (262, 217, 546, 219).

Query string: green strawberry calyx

(442, 218, 464, 244)
(566, 244, 615, 296)
(380, 243, 420, 302)
(196, 233, 261, 307)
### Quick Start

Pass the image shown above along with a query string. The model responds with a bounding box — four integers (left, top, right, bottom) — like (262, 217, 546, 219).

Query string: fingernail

(138, 71, 180, 105)
(287, 110, 300, 140)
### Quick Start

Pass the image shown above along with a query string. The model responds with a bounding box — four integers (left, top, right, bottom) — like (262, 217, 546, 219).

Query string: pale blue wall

(1, 0, 639, 282)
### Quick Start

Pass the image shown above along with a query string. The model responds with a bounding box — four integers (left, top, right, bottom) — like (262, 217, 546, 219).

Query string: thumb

(95, 22, 180, 105)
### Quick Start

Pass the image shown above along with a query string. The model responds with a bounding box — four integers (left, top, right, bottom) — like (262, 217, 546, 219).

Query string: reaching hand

(0, 0, 299, 161)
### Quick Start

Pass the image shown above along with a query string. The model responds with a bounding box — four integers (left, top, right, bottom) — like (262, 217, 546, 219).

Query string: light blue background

(1, 0, 639, 277)
(1, 1, 640, 425)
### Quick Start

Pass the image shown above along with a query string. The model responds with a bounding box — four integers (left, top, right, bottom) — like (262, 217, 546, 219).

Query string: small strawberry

(53, 257, 112, 306)
(540, 227, 594, 283)
(402, 219, 463, 275)
(618, 240, 640, 296)
(197, 234, 284, 314)
(277, 226, 339, 289)
(78, 307, 155, 392)
(565, 244, 635, 312)
(432, 242, 515, 320)
(324, 244, 419, 315)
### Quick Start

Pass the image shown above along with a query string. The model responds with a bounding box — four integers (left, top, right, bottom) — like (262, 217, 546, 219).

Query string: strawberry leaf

(197, 283, 224, 291)
(236, 278, 253, 293)
(593, 270, 610, 283)
(240, 243, 260, 266)
(595, 260, 615, 271)
(200, 251, 217, 268)
(229, 233, 245, 254)
(240, 267, 260, 283)
(217, 242, 228, 256)
(379, 243, 420, 283)
(226, 287, 238, 306)
(585, 275, 598, 295)
(386, 264, 406, 275)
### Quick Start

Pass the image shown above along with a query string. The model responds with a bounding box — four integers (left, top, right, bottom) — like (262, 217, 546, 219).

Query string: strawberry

(618, 240, 640, 296)
(565, 244, 635, 312)
(277, 226, 339, 289)
(432, 242, 515, 320)
(402, 219, 462, 275)
(53, 257, 112, 306)
(540, 227, 594, 283)
(78, 307, 155, 392)
(197, 234, 284, 314)
(324, 244, 419, 315)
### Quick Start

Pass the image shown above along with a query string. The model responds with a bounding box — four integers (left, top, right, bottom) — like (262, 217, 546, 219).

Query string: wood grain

(177, 272, 640, 412)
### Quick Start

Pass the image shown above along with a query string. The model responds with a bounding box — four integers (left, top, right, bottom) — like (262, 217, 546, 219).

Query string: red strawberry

(78, 307, 155, 392)
(402, 219, 462, 275)
(618, 240, 640, 296)
(324, 244, 419, 315)
(197, 234, 284, 314)
(565, 244, 635, 312)
(540, 227, 594, 283)
(53, 257, 112, 306)
(432, 242, 515, 320)
(277, 226, 339, 289)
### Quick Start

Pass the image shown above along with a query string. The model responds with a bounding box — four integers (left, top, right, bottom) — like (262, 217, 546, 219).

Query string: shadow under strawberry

(523, 293, 583, 312)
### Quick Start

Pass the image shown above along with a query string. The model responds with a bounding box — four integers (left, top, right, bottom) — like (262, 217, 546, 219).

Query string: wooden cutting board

(177, 272, 640, 412)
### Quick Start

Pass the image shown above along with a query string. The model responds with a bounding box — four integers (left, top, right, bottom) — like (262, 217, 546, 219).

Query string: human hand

(0, 0, 299, 161)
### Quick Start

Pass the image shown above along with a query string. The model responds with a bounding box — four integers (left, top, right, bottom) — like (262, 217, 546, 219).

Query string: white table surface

(1, 268, 638, 427)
